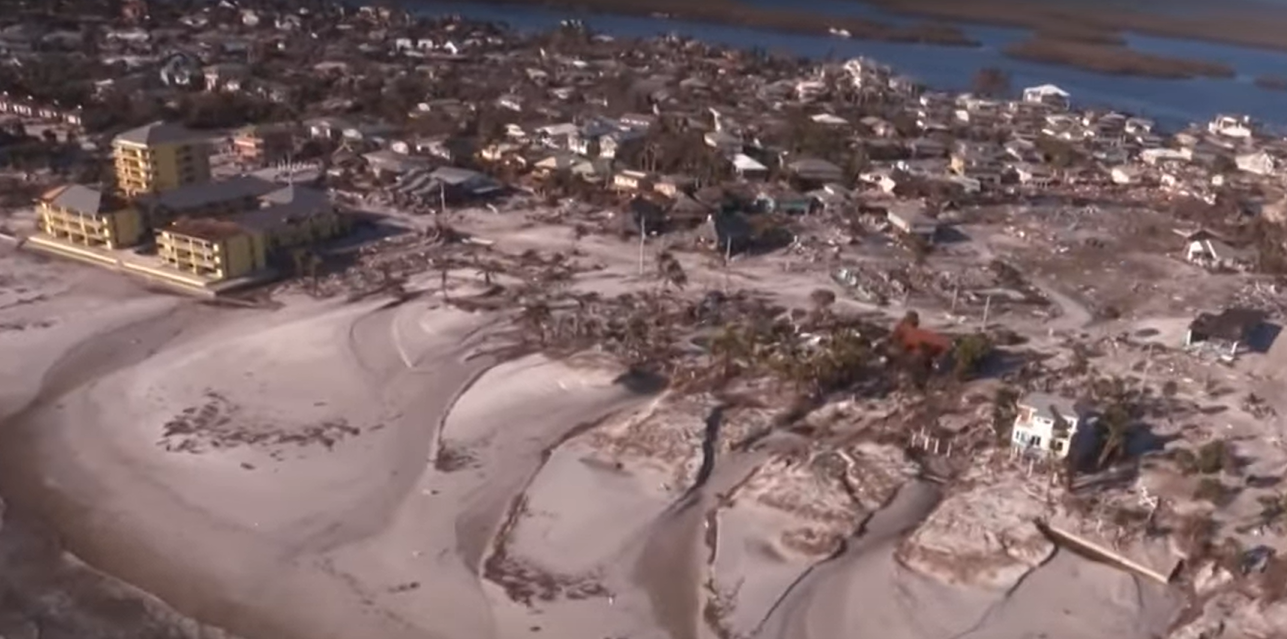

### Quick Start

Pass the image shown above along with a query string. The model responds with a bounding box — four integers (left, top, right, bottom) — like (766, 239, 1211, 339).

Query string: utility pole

(638, 217, 646, 276)
(723, 238, 732, 293)
(950, 280, 960, 315)
(981, 294, 992, 330)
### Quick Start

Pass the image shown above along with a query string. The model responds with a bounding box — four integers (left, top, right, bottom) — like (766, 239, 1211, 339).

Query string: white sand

(0, 279, 655, 639)
(507, 441, 671, 575)
(711, 499, 822, 637)
(0, 240, 1185, 639)
(900, 470, 1056, 591)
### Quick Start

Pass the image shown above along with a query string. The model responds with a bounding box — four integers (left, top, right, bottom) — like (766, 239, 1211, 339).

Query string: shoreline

(415, 0, 1287, 82)
(424, 0, 981, 46)
(852, 0, 1287, 54)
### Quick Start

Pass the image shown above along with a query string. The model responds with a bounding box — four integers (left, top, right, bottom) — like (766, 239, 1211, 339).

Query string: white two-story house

(1011, 393, 1086, 459)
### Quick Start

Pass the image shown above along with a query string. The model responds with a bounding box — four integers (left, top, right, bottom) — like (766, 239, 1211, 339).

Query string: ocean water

(413, 0, 1287, 129)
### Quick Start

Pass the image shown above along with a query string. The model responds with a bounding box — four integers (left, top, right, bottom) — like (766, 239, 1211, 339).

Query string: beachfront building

(113, 121, 212, 197)
(1022, 84, 1071, 110)
(1010, 393, 1086, 459)
(158, 218, 267, 280)
(156, 183, 349, 282)
(1208, 114, 1254, 139)
(37, 184, 144, 249)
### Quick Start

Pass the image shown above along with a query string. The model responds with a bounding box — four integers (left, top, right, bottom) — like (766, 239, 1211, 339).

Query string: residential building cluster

(32, 121, 349, 289)
(3, 0, 1286, 292)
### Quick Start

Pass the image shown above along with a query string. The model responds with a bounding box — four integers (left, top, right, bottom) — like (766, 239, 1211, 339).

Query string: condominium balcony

(159, 242, 221, 259)
(43, 212, 106, 228)
(160, 248, 220, 267)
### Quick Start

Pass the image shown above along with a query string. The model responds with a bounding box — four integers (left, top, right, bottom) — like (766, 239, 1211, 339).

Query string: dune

(0, 279, 660, 639)
(0, 243, 1185, 639)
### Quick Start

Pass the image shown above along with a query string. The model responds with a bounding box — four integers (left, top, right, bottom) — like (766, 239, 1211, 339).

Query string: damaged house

(1185, 308, 1266, 359)
(1011, 393, 1088, 459)
(1180, 229, 1256, 272)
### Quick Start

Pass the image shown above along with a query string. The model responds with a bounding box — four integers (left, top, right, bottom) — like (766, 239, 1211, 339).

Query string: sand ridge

(0, 243, 1185, 639)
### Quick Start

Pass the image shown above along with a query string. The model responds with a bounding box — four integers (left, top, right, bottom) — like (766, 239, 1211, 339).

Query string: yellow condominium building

(157, 218, 267, 281)
(38, 184, 144, 249)
(113, 121, 212, 197)
(154, 184, 349, 283)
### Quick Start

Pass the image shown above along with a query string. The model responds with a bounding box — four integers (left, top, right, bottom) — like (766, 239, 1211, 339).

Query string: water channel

(413, 0, 1287, 129)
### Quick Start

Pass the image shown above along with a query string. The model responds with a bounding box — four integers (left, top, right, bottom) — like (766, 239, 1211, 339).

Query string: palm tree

(809, 288, 836, 321)
(476, 258, 495, 286)
(520, 300, 552, 346)
(291, 248, 307, 278)
(711, 325, 749, 379)
(436, 260, 450, 300)
(1096, 401, 1132, 470)
(307, 253, 322, 296)
(656, 250, 688, 291)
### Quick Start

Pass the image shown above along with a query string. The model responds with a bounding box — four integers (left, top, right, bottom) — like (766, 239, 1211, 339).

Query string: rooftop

(139, 176, 279, 212)
(165, 217, 250, 242)
(43, 184, 125, 214)
(114, 121, 204, 147)
(1018, 392, 1081, 423)
(428, 166, 489, 186)
(1189, 308, 1266, 342)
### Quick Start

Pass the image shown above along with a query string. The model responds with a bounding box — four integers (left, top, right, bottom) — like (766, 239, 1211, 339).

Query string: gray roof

(788, 157, 843, 177)
(259, 184, 328, 210)
(235, 202, 329, 232)
(887, 203, 936, 227)
(139, 176, 278, 212)
(1018, 393, 1080, 423)
(428, 166, 487, 186)
(47, 184, 107, 214)
(114, 121, 203, 147)
(363, 149, 430, 174)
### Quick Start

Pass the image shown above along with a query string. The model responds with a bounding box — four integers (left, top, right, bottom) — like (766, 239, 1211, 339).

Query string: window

(1013, 431, 1043, 448)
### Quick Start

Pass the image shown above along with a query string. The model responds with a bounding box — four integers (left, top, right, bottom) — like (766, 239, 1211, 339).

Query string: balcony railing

(160, 248, 220, 265)
(44, 211, 105, 227)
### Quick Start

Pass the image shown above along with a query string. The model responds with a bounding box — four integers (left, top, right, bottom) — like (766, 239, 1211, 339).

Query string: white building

(731, 153, 768, 180)
(1012, 162, 1055, 188)
(1209, 114, 1254, 139)
(1022, 84, 1071, 110)
(1111, 166, 1141, 185)
(886, 203, 938, 243)
(810, 113, 849, 127)
(1140, 148, 1188, 166)
(1236, 151, 1276, 176)
(1011, 393, 1086, 459)
(1182, 230, 1255, 271)
(612, 170, 650, 191)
